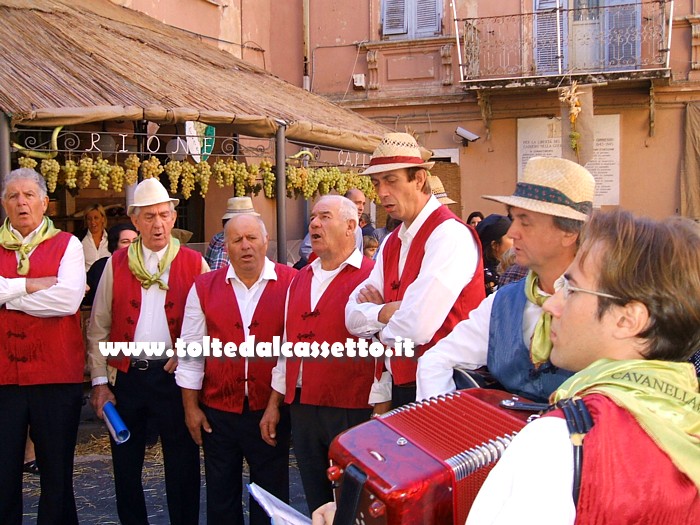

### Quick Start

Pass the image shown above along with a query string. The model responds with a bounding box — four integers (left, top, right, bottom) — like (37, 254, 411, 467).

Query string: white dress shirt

(0, 222, 85, 317)
(271, 250, 378, 398)
(175, 257, 279, 395)
(87, 243, 208, 384)
(82, 230, 110, 271)
(416, 284, 550, 400)
(345, 196, 479, 395)
(466, 416, 575, 525)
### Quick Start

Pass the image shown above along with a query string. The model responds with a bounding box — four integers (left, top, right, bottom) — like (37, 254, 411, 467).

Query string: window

(382, 0, 442, 38)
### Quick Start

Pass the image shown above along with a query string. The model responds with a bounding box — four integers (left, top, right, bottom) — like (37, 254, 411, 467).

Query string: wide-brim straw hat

(127, 178, 179, 215)
(222, 196, 260, 220)
(482, 157, 595, 221)
(428, 175, 456, 205)
(361, 133, 435, 175)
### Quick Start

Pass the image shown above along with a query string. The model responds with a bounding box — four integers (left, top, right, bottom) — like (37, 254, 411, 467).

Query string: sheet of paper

(248, 483, 311, 525)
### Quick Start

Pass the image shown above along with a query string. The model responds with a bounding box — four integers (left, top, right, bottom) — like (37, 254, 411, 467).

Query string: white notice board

(517, 115, 620, 206)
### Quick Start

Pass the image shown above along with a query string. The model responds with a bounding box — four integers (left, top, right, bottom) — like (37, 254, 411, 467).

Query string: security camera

(456, 127, 480, 143)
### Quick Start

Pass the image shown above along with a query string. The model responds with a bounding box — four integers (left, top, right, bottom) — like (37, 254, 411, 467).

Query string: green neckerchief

(0, 217, 61, 275)
(524, 270, 553, 366)
(127, 237, 180, 290)
(552, 358, 700, 490)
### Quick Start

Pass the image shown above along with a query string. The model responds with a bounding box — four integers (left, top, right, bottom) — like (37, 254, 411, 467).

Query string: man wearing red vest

(345, 132, 484, 410)
(176, 213, 295, 525)
(261, 195, 376, 514)
(87, 178, 207, 525)
(0, 168, 86, 525)
(467, 210, 700, 524)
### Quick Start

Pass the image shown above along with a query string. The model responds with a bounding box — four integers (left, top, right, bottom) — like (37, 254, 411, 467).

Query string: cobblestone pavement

(22, 405, 309, 524)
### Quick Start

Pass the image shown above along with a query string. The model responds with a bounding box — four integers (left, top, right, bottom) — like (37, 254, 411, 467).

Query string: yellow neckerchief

(524, 270, 553, 366)
(0, 217, 61, 275)
(552, 358, 700, 490)
(127, 237, 180, 290)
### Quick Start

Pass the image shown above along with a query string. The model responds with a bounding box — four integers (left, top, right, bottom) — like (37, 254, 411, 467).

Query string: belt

(129, 359, 169, 371)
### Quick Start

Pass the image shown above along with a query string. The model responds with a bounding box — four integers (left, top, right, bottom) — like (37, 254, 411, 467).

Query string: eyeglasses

(557, 275, 622, 301)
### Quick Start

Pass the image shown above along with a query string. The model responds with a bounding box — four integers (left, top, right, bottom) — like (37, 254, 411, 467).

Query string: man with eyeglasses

(465, 209, 700, 524)
(417, 156, 595, 403)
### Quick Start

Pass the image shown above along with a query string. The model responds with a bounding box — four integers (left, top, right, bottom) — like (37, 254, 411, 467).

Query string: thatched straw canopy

(0, 0, 389, 153)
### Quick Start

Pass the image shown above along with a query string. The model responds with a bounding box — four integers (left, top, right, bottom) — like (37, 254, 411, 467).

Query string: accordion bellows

(328, 389, 532, 525)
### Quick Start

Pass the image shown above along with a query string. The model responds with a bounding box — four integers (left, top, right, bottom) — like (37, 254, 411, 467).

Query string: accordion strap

(558, 397, 594, 508)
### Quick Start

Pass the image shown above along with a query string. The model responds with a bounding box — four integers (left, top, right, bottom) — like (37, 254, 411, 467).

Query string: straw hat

(127, 178, 179, 215)
(428, 175, 456, 205)
(361, 133, 434, 175)
(222, 196, 260, 220)
(482, 157, 595, 221)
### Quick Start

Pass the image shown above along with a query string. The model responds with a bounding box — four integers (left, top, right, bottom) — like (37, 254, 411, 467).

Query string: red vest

(382, 206, 485, 385)
(548, 394, 700, 524)
(196, 263, 296, 413)
(108, 246, 202, 373)
(0, 232, 84, 385)
(285, 257, 375, 408)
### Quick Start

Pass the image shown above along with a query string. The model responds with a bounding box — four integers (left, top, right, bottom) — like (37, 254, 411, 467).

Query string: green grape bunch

(94, 157, 111, 191)
(196, 161, 212, 197)
(18, 156, 37, 170)
(62, 159, 78, 189)
(180, 162, 196, 199)
(40, 159, 60, 193)
(124, 154, 141, 186)
(164, 161, 183, 194)
(110, 164, 126, 193)
(141, 157, 164, 180)
(78, 156, 94, 189)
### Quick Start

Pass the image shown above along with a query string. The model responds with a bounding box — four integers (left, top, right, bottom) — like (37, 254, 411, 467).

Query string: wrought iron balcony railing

(454, 1, 673, 86)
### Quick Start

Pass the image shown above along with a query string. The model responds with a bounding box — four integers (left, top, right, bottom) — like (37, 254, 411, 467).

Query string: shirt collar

(226, 256, 277, 286)
(141, 244, 168, 262)
(9, 218, 46, 243)
(398, 195, 441, 244)
(310, 248, 363, 274)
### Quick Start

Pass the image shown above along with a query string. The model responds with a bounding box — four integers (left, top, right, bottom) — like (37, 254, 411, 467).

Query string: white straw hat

(361, 133, 434, 175)
(222, 196, 260, 220)
(127, 178, 179, 215)
(482, 157, 595, 221)
(428, 175, 456, 205)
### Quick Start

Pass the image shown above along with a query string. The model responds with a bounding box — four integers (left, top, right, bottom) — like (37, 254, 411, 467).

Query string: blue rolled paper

(103, 401, 131, 444)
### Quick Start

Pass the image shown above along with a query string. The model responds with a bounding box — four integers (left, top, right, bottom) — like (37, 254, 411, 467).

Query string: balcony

(457, 1, 673, 89)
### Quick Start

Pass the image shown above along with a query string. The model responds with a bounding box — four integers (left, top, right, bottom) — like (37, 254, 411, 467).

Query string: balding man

(177, 214, 296, 525)
(261, 195, 375, 513)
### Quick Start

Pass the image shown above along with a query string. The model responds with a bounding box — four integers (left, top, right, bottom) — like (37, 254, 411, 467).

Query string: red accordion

(328, 389, 533, 525)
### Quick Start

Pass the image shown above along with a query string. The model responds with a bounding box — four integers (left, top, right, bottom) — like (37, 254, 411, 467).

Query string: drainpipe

(302, 0, 311, 230)
(275, 121, 287, 264)
(0, 113, 10, 220)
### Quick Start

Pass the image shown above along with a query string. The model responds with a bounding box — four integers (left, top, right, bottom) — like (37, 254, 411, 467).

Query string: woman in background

(81, 203, 110, 271)
(476, 214, 513, 295)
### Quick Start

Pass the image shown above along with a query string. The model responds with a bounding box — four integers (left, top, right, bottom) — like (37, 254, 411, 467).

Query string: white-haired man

(88, 178, 208, 525)
(0, 168, 86, 524)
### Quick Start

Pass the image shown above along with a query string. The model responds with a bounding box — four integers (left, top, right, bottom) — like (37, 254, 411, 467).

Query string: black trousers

(110, 364, 200, 525)
(290, 400, 371, 514)
(391, 383, 417, 409)
(0, 383, 82, 525)
(202, 402, 291, 525)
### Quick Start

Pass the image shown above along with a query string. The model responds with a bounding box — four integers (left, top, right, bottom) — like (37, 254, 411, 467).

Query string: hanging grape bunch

(94, 157, 111, 191)
(109, 164, 126, 192)
(180, 162, 196, 199)
(196, 161, 212, 197)
(18, 156, 37, 169)
(62, 159, 78, 189)
(262, 161, 276, 198)
(165, 160, 183, 194)
(245, 163, 259, 196)
(40, 159, 60, 193)
(78, 156, 94, 189)
(141, 157, 164, 180)
(211, 159, 226, 188)
(124, 154, 140, 186)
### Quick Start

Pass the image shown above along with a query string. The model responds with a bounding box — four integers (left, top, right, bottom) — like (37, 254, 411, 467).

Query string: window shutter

(415, 0, 441, 35)
(534, 0, 567, 74)
(604, 0, 640, 70)
(383, 0, 408, 35)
